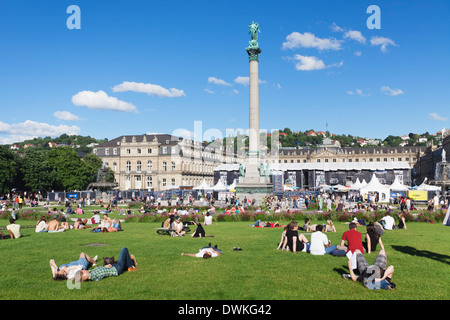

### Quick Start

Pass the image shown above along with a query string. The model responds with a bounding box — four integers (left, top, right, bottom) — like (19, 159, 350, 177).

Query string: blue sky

(0, 0, 449, 144)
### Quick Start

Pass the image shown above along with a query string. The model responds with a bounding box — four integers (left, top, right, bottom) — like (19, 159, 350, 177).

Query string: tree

(20, 149, 54, 192)
(46, 147, 87, 190)
(383, 135, 402, 147)
(0, 146, 20, 193)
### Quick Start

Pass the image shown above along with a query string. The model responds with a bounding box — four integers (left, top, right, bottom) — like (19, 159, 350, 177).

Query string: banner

(407, 190, 427, 201)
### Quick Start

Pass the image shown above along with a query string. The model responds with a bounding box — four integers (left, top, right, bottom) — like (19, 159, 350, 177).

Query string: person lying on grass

(50, 252, 98, 281)
(79, 247, 138, 282)
(181, 244, 222, 259)
(342, 249, 396, 290)
(249, 220, 283, 228)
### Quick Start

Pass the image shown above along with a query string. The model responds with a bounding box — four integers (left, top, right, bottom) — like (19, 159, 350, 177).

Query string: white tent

(228, 180, 237, 191)
(333, 184, 349, 191)
(360, 174, 391, 202)
(212, 179, 228, 191)
(194, 179, 212, 190)
(416, 179, 441, 191)
(360, 179, 368, 188)
(389, 176, 409, 191)
(349, 178, 363, 190)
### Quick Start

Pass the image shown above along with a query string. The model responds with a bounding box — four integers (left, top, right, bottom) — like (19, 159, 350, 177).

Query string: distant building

(93, 134, 239, 191)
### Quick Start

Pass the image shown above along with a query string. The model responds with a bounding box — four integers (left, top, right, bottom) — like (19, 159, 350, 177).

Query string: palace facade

(93, 134, 427, 191)
(93, 134, 238, 191)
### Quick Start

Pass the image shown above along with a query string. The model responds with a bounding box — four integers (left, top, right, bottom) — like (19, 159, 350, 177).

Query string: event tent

(389, 176, 409, 191)
(416, 178, 442, 191)
(359, 174, 391, 202)
(228, 181, 237, 191)
(212, 179, 228, 191)
(194, 179, 212, 190)
(349, 178, 363, 190)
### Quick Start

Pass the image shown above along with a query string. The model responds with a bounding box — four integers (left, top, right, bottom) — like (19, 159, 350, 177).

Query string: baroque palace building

(273, 138, 425, 169)
(93, 134, 428, 191)
(93, 134, 239, 191)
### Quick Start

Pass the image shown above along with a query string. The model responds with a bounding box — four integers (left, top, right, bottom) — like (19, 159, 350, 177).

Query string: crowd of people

(274, 215, 401, 290)
(2, 188, 448, 293)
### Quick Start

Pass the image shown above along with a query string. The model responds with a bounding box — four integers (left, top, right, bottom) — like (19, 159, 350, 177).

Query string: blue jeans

(250, 220, 261, 227)
(325, 245, 337, 254)
(59, 257, 89, 270)
(112, 247, 135, 275)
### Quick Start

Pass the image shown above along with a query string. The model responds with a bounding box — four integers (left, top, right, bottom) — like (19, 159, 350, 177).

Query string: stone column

(248, 59, 260, 157)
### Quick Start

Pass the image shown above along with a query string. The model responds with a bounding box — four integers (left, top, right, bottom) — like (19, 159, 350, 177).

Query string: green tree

(0, 146, 20, 193)
(20, 149, 54, 192)
(46, 147, 87, 190)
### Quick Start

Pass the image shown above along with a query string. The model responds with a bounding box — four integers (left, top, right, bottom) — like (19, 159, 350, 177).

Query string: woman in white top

(35, 217, 48, 233)
(204, 212, 213, 225)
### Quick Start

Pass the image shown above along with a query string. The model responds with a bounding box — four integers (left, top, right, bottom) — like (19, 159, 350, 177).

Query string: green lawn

(1, 214, 449, 300)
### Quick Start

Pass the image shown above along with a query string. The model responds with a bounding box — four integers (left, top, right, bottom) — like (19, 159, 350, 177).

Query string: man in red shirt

(340, 222, 364, 253)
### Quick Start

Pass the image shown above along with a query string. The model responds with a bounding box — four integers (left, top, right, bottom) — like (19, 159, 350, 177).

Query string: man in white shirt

(309, 225, 336, 255)
(380, 213, 395, 230)
(6, 218, 22, 239)
(181, 245, 222, 259)
(433, 194, 440, 210)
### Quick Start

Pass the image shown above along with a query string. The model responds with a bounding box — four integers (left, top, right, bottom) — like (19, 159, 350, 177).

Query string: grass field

(1, 211, 449, 301)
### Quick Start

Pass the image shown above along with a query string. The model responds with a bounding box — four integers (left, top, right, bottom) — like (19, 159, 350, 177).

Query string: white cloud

(293, 55, 325, 71)
(291, 55, 343, 71)
(354, 51, 362, 56)
(72, 90, 138, 113)
(347, 89, 370, 97)
(0, 120, 80, 144)
(54, 111, 80, 121)
(344, 30, 366, 44)
(112, 81, 185, 98)
(370, 36, 398, 53)
(234, 76, 267, 85)
(429, 113, 448, 121)
(381, 86, 404, 96)
(203, 88, 215, 94)
(330, 22, 344, 33)
(208, 77, 231, 86)
(282, 32, 342, 50)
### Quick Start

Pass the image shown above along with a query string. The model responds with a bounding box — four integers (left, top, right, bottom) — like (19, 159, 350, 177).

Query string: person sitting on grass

(107, 219, 123, 232)
(35, 216, 48, 233)
(60, 218, 70, 230)
(309, 224, 336, 255)
(47, 215, 65, 233)
(325, 219, 336, 232)
(7, 218, 22, 239)
(204, 212, 213, 226)
(91, 214, 112, 232)
(363, 222, 385, 254)
(342, 249, 396, 290)
(277, 226, 288, 250)
(191, 219, 206, 238)
(181, 244, 222, 259)
(171, 216, 185, 237)
(340, 222, 364, 254)
(79, 247, 138, 282)
(281, 221, 310, 254)
(50, 252, 98, 281)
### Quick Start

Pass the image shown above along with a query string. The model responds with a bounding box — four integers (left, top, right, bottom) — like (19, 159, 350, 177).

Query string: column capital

(246, 46, 262, 61)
